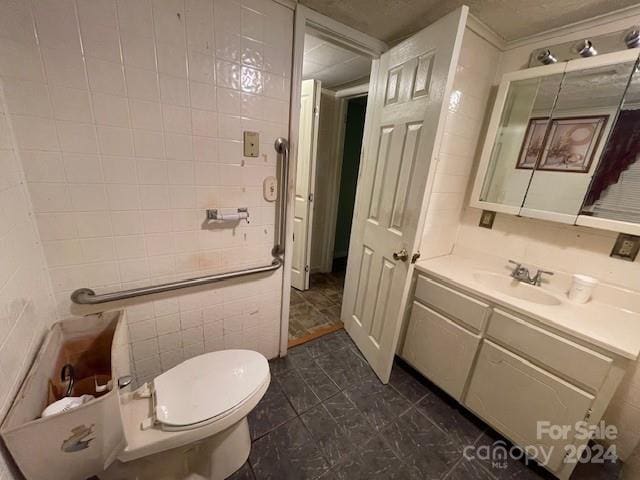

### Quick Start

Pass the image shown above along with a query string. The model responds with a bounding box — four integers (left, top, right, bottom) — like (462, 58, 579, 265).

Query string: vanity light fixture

(574, 39, 598, 57)
(624, 28, 640, 49)
(536, 49, 558, 65)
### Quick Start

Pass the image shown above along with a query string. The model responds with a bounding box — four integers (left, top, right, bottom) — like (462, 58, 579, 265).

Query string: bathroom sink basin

(472, 272, 562, 306)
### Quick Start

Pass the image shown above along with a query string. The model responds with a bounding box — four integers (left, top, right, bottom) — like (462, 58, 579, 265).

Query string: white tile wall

(0, 0, 293, 390)
(419, 28, 500, 259)
(0, 81, 57, 478)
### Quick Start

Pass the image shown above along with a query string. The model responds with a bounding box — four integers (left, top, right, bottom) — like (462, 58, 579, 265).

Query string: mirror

(471, 50, 640, 235)
(581, 62, 640, 224)
(522, 60, 638, 220)
(479, 74, 564, 208)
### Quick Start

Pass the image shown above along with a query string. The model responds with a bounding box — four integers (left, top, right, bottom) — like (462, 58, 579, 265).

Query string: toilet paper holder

(206, 207, 250, 223)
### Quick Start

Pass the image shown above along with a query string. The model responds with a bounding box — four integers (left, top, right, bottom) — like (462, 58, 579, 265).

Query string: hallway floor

(288, 272, 345, 345)
(232, 330, 622, 480)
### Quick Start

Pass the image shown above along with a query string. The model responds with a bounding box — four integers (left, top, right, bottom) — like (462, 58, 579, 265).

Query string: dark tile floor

(231, 330, 623, 480)
(289, 272, 345, 342)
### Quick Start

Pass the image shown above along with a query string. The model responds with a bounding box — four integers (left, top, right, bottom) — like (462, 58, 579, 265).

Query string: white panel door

(341, 7, 468, 382)
(292, 79, 321, 291)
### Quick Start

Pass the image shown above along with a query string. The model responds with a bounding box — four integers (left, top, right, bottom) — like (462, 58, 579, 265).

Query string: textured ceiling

(303, 34, 372, 88)
(298, 0, 639, 43)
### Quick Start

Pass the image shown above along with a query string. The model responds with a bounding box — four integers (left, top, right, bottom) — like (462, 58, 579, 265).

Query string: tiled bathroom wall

(419, 28, 500, 259)
(0, 0, 293, 384)
(0, 82, 57, 478)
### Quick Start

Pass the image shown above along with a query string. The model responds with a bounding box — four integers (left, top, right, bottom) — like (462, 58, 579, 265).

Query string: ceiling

(298, 0, 639, 44)
(302, 33, 372, 89)
(532, 62, 636, 113)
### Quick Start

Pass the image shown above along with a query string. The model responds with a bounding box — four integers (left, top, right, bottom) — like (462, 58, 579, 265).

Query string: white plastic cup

(567, 274, 598, 304)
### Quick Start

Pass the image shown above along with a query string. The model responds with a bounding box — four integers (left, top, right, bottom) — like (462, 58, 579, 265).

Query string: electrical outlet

(611, 233, 640, 261)
(243, 131, 259, 157)
(620, 240, 635, 256)
(479, 210, 496, 229)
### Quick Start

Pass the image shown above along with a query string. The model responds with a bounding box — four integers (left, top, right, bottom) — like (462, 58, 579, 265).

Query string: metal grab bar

(71, 259, 283, 305)
(71, 137, 290, 305)
(273, 137, 289, 256)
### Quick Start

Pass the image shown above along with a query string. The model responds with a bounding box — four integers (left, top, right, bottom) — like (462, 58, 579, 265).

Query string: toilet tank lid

(153, 350, 269, 427)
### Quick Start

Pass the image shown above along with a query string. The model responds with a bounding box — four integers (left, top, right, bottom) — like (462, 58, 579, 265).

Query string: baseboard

(288, 324, 344, 348)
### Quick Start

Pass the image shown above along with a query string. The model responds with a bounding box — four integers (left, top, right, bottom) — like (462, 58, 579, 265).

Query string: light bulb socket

(574, 39, 597, 57)
(625, 28, 640, 49)
(536, 49, 558, 65)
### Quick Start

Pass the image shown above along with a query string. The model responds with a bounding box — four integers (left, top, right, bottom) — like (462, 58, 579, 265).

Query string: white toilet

(104, 349, 270, 480)
(2, 314, 270, 480)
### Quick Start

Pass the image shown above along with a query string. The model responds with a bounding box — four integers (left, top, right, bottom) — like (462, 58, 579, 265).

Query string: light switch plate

(243, 131, 259, 157)
(611, 233, 640, 261)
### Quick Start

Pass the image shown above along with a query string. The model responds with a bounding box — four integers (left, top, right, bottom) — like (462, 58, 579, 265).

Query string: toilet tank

(0, 311, 131, 480)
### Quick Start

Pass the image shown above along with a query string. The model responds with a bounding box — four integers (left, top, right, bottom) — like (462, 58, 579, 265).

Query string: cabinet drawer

(487, 309, 612, 391)
(414, 276, 489, 332)
(465, 340, 594, 472)
(402, 301, 481, 401)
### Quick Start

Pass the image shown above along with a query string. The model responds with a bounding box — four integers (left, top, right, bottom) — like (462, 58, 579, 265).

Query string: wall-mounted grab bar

(71, 259, 282, 305)
(273, 137, 289, 256)
(71, 137, 290, 305)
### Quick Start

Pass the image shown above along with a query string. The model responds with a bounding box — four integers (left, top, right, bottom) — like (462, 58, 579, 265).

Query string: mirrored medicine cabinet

(470, 49, 640, 235)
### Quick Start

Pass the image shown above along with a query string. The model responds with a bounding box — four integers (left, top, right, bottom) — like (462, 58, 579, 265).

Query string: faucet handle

(508, 259, 521, 267)
(533, 269, 554, 286)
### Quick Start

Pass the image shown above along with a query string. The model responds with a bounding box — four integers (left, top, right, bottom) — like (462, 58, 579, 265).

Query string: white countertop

(415, 254, 640, 360)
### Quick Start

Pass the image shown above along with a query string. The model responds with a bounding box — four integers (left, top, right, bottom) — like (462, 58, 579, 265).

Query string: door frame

(279, 5, 388, 355)
(318, 86, 369, 273)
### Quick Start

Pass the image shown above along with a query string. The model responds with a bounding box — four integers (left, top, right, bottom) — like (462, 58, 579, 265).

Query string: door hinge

(411, 251, 421, 264)
(305, 265, 310, 272)
(313, 106, 319, 116)
(308, 193, 314, 202)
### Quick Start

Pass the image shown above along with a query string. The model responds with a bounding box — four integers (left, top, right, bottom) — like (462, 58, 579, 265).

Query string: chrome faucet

(508, 260, 554, 286)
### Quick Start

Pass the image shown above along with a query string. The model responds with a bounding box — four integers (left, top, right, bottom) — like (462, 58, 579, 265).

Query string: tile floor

(288, 272, 345, 342)
(231, 330, 623, 480)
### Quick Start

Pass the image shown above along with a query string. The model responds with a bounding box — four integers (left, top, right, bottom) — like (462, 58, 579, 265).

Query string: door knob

(393, 248, 409, 262)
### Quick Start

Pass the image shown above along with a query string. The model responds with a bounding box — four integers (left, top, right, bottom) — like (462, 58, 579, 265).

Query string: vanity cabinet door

(465, 340, 594, 472)
(402, 301, 480, 401)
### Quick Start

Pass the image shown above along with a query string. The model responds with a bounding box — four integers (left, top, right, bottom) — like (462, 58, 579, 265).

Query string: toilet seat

(152, 350, 269, 431)
(117, 350, 270, 463)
